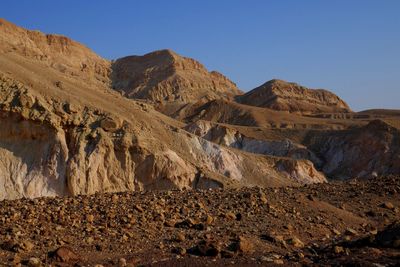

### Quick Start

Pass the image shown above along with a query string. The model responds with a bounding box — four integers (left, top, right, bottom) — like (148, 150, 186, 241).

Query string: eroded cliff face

(0, 72, 323, 200)
(0, 113, 68, 199)
(306, 120, 400, 179)
(0, 74, 200, 199)
(184, 121, 322, 166)
(184, 121, 326, 184)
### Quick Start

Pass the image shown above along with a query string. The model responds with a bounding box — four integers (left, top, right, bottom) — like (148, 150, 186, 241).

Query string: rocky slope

(0, 18, 399, 201)
(0, 176, 398, 266)
(185, 120, 323, 167)
(1, 71, 331, 200)
(111, 49, 241, 104)
(305, 119, 400, 179)
(0, 19, 329, 200)
(184, 119, 400, 181)
(237, 79, 351, 114)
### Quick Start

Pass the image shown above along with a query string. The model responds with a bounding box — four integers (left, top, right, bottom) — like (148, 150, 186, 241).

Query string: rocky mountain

(237, 79, 351, 114)
(111, 49, 241, 104)
(0, 18, 399, 201)
(0, 19, 327, 200)
(0, 17, 399, 267)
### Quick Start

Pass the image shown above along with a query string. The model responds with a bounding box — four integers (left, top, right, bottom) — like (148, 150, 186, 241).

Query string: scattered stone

(225, 211, 236, 220)
(307, 194, 315, 201)
(287, 237, 304, 248)
(332, 229, 341, 236)
(175, 219, 205, 230)
(381, 202, 395, 210)
(334, 246, 344, 254)
(164, 220, 176, 227)
(232, 236, 254, 254)
(53, 246, 80, 262)
(173, 246, 187, 256)
(118, 257, 127, 267)
(206, 215, 214, 225)
(86, 214, 95, 223)
(345, 228, 358, 236)
(27, 257, 41, 267)
(191, 240, 221, 257)
(175, 233, 186, 242)
(12, 255, 21, 265)
(13, 240, 34, 252)
(100, 117, 121, 132)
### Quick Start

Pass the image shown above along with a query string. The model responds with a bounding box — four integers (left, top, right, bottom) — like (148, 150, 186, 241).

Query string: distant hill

(237, 79, 351, 114)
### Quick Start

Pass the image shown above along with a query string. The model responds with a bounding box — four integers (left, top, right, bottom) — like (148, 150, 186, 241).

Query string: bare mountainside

(0, 18, 400, 267)
(0, 19, 330, 200)
(0, 18, 399, 201)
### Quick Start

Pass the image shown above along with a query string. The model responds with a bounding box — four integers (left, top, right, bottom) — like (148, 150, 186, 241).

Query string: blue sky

(2, 0, 399, 110)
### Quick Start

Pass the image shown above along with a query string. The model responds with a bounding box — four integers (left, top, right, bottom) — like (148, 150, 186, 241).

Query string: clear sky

(2, 0, 399, 111)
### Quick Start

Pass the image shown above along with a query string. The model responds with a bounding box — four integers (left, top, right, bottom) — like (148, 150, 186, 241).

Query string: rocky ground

(0, 176, 399, 266)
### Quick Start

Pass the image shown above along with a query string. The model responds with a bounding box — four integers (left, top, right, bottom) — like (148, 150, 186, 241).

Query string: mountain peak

(111, 50, 241, 102)
(0, 18, 110, 81)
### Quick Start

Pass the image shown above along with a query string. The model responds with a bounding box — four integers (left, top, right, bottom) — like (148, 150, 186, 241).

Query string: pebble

(382, 202, 395, 210)
(53, 246, 80, 262)
(287, 236, 304, 248)
(118, 257, 127, 267)
(334, 246, 344, 254)
(27, 257, 41, 267)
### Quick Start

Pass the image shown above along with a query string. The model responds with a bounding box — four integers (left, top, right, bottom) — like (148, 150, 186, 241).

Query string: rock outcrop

(184, 120, 322, 167)
(237, 79, 351, 114)
(306, 120, 400, 179)
(0, 18, 110, 82)
(1, 18, 398, 200)
(0, 69, 322, 199)
(111, 49, 241, 103)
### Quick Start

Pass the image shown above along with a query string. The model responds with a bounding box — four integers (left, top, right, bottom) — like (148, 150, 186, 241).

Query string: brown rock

(381, 202, 395, 210)
(118, 258, 127, 267)
(100, 117, 121, 132)
(225, 211, 236, 220)
(334, 246, 344, 254)
(173, 246, 187, 256)
(287, 237, 304, 248)
(53, 246, 80, 262)
(345, 228, 358, 236)
(175, 233, 186, 242)
(27, 257, 42, 267)
(206, 215, 214, 225)
(233, 236, 254, 254)
(193, 240, 221, 257)
(86, 214, 95, 223)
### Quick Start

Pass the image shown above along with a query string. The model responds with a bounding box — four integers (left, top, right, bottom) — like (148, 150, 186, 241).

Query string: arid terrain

(0, 176, 399, 266)
(0, 18, 399, 266)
